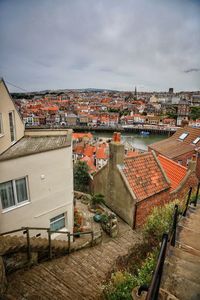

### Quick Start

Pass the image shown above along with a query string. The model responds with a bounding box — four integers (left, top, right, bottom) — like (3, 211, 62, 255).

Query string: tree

(73, 161, 90, 192)
(190, 107, 200, 120)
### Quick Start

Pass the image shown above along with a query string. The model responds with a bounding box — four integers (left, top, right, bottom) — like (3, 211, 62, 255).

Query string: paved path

(4, 220, 141, 300)
(161, 203, 200, 300)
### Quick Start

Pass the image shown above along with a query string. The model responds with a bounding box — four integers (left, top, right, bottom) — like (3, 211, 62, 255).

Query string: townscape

(0, 0, 200, 299)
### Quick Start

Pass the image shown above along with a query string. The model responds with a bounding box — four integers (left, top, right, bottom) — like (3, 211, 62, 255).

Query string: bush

(91, 193, 105, 208)
(143, 200, 182, 247)
(103, 271, 137, 300)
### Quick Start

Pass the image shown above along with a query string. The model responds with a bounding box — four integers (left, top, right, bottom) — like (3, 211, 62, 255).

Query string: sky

(0, 0, 200, 92)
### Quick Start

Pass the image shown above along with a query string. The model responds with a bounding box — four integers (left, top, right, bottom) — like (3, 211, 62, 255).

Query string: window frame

(50, 213, 66, 232)
(0, 176, 30, 212)
(8, 111, 16, 143)
(178, 132, 188, 141)
(192, 137, 200, 145)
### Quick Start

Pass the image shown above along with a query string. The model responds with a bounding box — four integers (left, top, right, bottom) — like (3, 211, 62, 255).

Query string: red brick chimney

(109, 132, 124, 166)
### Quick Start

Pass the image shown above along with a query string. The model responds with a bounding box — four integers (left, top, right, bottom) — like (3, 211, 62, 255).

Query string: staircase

(161, 202, 200, 300)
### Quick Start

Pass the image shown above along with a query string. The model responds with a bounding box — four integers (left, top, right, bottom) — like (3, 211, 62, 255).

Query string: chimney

(109, 132, 124, 166)
(188, 154, 197, 172)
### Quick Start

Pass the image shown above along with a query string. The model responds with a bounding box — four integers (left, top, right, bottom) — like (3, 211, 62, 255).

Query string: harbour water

(94, 132, 167, 151)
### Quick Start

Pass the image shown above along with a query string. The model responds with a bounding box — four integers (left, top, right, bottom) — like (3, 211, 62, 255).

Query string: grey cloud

(0, 0, 200, 92)
(184, 68, 200, 73)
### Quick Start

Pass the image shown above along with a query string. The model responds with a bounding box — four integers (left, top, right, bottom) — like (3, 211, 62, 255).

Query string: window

(179, 132, 188, 140)
(0, 177, 29, 210)
(0, 113, 3, 135)
(192, 137, 200, 145)
(8, 111, 16, 142)
(50, 213, 65, 231)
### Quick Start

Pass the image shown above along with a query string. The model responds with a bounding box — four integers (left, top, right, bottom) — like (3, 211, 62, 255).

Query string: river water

(94, 132, 167, 151)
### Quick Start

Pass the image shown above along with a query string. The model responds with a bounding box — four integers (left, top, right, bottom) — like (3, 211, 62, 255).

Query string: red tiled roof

(125, 150, 139, 158)
(96, 147, 108, 159)
(84, 145, 95, 157)
(158, 155, 187, 191)
(72, 133, 93, 140)
(81, 156, 96, 173)
(122, 152, 169, 201)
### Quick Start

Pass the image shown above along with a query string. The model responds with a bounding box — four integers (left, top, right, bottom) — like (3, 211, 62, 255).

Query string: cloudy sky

(0, 0, 200, 92)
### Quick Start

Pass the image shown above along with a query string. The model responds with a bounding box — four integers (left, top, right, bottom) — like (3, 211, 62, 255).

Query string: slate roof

(121, 152, 170, 201)
(0, 135, 71, 161)
(158, 155, 187, 191)
(149, 126, 200, 159)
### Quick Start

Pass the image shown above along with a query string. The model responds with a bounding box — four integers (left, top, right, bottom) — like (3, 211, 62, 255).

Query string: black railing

(138, 185, 198, 299)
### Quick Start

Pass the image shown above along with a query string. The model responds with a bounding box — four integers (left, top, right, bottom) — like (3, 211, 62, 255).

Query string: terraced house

(0, 79, 74, 235)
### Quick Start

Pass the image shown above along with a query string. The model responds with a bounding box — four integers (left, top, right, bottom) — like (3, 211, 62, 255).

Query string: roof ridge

(123, 151, 150, 161)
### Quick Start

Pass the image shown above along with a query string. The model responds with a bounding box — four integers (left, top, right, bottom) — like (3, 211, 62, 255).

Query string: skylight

(179, 132, 188, 140)
(192, 137, 200, 145)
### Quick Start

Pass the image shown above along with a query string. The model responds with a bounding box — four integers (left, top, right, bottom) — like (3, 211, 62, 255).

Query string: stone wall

(93, 163, 135, 227)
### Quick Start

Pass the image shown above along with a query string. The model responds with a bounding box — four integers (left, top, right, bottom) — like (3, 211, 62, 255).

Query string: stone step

(162, 248, 200, 300)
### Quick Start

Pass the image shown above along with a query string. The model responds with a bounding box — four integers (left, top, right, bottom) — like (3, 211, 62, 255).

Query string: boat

(140, 131, 150, 136)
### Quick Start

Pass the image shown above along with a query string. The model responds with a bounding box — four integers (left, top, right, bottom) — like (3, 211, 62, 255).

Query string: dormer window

(192, 137, 200, 145)
(179, 132, 188, 141)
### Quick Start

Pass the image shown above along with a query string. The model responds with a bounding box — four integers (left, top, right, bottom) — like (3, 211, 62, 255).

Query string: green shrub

(91, 193, 105, 207)
(143, 200, 182, 247)
(103, 271, 137, 300)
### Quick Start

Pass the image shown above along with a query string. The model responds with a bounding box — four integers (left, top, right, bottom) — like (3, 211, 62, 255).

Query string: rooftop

(158, 155, 187, 191)
(0, 130, 71, 161)
(149, 126, 200, 159)
(121, 152, 170, 201)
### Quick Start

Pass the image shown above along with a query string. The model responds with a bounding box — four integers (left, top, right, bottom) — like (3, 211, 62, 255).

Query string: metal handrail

(0, 226, 96, 262)
(146, 234, 168, 300)
(138, 185, 196, 300)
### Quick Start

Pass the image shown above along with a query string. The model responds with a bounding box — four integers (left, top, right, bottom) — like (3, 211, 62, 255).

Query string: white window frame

(50, 213, 66, 232)
(0, 113, 3, 136)
(8, 111, 16, 143)
(0, 176, 30, 212)
(179, 132, 188, 141)
(192, 137, 200, 145)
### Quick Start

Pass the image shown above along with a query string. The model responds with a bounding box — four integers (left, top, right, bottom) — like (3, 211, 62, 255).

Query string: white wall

(0, 147, 74, 235)
(0, 80, 24, 154)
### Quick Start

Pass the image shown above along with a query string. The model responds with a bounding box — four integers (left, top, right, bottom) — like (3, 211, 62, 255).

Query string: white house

(0, 79, 74, 235)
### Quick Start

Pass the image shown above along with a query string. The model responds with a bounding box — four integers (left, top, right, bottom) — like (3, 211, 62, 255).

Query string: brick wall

(135, 171, 198, 228)
(135, 188, 170, 227)
(170, 171, 198, 202)
(173, 151, 196, 167)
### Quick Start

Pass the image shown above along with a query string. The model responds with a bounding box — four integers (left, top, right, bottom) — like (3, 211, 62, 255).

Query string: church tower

(134, 86, 137, 100)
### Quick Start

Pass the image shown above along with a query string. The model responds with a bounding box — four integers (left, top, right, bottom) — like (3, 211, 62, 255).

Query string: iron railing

(138, 185, 199, 300)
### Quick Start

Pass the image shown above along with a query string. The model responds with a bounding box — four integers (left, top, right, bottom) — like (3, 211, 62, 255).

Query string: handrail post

(183, 187, 192, 217)
(68, 232, 71, 254)
(47, 229, 52, 260)
(26, 228, 31, 263)
(171, 205, 178, 247)
(194, 182, 200, 207)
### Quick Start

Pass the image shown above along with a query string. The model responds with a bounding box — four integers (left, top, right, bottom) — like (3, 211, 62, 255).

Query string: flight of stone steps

(3, 219, 141, 300)
(161, 202, 200, 300)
